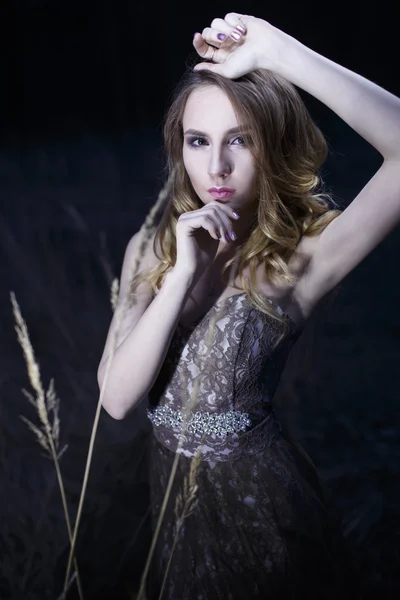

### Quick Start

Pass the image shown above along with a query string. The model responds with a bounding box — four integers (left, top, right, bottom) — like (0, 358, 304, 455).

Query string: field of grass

(0, 129, 399, 599)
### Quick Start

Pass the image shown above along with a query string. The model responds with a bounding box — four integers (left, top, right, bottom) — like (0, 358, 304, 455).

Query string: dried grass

(11, 292, 84, 600)
(11, 167, 217, 600)
(135, 254, 238, 600)
(6, 146, 399, 599)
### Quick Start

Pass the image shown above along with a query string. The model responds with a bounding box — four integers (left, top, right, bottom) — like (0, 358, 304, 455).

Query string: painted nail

(217, 33, 226, 41)
(216, 230, 221, 238)
(225, 233, 232, 243)
(232, 212, 239, 219)
(231, 31, 241, 41)
(230, 231, 237, 241)
(236, 25, 246, 34)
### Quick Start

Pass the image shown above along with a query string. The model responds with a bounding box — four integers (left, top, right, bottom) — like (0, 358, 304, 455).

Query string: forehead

(182, 85, 239, 130)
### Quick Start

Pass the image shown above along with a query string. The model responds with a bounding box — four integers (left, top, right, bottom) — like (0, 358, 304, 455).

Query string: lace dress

(145, 292, 350, 599)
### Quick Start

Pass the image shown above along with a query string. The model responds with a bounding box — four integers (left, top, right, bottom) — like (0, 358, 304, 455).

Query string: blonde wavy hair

(130, 68, 342, 343)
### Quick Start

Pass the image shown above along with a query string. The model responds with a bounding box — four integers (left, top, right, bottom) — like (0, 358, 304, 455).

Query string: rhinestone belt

(147, 405, 253, 439)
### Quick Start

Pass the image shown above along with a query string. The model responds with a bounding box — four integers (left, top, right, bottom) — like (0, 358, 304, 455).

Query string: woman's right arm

(98, 201, 238, 419)
(98, 232, 195, 420)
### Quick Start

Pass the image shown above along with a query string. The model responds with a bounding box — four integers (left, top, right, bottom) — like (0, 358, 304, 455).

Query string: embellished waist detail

(147, 406, 253, 439)
(147, 404, 283, 462)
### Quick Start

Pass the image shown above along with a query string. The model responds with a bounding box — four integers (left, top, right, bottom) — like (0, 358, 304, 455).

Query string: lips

(208, 187, 236, 199)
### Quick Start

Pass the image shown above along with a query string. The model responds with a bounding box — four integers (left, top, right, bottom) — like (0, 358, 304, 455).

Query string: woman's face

(182, 85, 258, 215)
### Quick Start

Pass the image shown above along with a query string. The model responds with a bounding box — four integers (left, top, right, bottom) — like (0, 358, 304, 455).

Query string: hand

(174, 202, 240, 278)
(193, 13, 300, 80)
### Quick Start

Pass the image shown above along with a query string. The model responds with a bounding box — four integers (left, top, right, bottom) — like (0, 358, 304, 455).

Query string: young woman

(98, 12, 400, 599)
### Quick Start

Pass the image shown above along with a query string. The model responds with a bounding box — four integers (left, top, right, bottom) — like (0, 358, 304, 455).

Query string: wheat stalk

(110, 277, 119, 312)
(135, 377, 201, 600)
(136, 260, 236, 599)
(56, 571, 77, 600)
(10, 292, 84, 600)
(157, 448, 201, 600)
(62, 170, 176, 594)
(136, 380, 211, 600)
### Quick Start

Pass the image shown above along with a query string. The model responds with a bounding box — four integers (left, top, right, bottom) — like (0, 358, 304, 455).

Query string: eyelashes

(186, 135, 246, 147)
(186, 136, 206, 147)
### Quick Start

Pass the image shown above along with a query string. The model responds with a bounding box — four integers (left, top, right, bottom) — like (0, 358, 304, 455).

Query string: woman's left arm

(273, 37, 400, 162)
(194, 13, 400, 298)
(194, 13, 400, 160)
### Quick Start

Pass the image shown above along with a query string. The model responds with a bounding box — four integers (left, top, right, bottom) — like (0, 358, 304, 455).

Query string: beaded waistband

(147, 404, 282, 462)
(147, 405, 253, 439)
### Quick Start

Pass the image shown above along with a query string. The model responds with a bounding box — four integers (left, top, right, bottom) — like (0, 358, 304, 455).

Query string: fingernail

(231, 31, 241, 41)
(217, 33, 226, 41)
(225, 233, 232, 243)
(230, 231, 237, 241)
(236, 25, 246, 34)
(232, 212, 239, 219)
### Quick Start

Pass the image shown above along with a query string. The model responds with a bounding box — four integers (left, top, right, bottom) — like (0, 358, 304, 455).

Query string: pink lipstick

(208, 187, 236, 199)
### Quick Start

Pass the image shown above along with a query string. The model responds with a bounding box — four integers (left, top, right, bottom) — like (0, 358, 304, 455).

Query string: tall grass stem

(63, 172, 175, 594)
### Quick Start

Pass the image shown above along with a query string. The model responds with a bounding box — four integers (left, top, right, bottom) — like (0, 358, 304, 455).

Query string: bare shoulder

(97, 230, 161, 375)
(126, 229, 161, 271)
(115, 229, 162, 307)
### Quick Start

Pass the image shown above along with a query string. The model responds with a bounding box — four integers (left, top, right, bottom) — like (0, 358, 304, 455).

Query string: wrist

(166, 265, 196, 289)
(255, 24, 308, 81)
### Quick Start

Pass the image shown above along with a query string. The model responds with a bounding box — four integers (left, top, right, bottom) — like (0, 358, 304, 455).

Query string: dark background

(0, 1, 399, 599)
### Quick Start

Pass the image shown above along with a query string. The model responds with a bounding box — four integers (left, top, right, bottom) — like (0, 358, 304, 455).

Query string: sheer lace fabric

(145, 293, 351, 599)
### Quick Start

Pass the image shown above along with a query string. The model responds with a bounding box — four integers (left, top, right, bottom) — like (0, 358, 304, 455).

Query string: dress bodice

(147, 292, 302, 461)
(146, 293, 350, 600)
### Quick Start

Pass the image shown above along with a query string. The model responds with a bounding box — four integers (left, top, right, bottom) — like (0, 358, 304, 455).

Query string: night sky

(1, 1, 398, 133)
(0, 2, 399, 599)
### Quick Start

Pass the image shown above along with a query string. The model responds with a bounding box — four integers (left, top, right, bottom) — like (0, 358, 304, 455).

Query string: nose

(207, 146, 232, 179)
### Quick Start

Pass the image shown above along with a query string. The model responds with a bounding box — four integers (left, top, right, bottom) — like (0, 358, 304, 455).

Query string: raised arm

(193, 13, 400, 306)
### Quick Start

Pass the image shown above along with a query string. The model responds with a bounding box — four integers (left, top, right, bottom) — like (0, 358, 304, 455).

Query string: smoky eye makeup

(184, 133, 250, 147)
(186, 136, 208, 146)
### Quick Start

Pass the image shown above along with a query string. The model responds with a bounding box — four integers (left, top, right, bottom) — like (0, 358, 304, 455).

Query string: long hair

(130, 68, 342, 345)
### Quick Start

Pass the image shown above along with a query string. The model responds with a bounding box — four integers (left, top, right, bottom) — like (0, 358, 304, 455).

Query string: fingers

(205, 213, 235, 242)
(193, 32, 215, 61)
(204, 214, 225, 241)
(198, 19, 246, 49)
(193, 13, 247, 63)
(199, 25, 239, 52)
(201, 25, 231, 47)
(214, 14, 247, 39)
(179, 203, 239, 242)
(205, 204, 239, 242)
(208, 202, 239, 225)
(223, 12, 248, 35)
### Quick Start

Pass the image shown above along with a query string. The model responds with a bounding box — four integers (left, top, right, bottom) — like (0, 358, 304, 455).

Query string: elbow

(102, 395, 145, 421)
(98, 379, 141, 421)
(97, 364, 146, 421)
(100, 392, 129, 420)
(102, 400, 141, 421)
(97, 370, 127, 421)
(103, 405, 127, 420)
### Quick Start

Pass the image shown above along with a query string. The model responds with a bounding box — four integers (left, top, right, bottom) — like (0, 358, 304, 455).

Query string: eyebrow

(183, 126, 247, 136)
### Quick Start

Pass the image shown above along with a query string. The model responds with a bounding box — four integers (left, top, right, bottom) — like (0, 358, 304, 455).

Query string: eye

(232, 136, 246, 146)
(187, 136, 208, 147)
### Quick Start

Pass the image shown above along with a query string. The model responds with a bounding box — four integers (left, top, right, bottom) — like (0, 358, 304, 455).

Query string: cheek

(182, 148, 192, 173)
(183, 151, 202, 183)
(240, 157, 257, 185)
(237, 150, 255, 170)
(247, 157, 258, 182)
